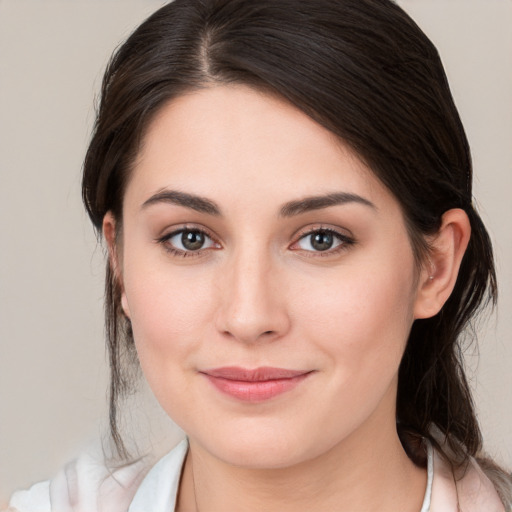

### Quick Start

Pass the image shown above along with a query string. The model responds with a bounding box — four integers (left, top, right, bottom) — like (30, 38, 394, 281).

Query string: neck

(177, 398, 426, 512)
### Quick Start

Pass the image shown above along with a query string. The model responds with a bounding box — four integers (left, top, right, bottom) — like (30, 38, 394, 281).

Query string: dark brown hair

(82, 0, 507, 493)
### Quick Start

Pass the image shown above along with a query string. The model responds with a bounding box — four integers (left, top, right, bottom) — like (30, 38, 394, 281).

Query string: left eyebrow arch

(279, 192, 376, 217)
(141, 190, 222, 216)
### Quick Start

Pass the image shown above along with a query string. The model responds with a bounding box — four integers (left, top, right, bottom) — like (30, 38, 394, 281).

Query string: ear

(414, 208, 471, 319)
(103, 212, 131, 318)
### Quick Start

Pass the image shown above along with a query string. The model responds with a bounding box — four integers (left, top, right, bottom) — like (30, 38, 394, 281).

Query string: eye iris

(182, 231, 205, 250)
(311, 231, 333, 251)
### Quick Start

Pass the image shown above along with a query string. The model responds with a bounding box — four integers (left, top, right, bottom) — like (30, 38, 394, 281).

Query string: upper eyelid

(292, 224, 354, 241)
(159, 224, 217, 241)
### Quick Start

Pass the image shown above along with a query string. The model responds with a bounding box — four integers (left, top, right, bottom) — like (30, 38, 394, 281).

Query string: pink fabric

(48, 455, 148, 512)
(6, 447, 149, 512)
(431, 449, 505, 512)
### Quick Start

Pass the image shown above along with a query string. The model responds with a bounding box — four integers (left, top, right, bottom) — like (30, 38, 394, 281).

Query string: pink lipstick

(200, 366, 312, 402)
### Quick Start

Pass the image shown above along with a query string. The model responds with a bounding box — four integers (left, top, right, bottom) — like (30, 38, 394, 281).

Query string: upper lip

(201, 366, 311, 382)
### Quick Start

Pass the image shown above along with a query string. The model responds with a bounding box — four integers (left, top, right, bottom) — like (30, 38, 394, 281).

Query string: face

(112, 84, 426, 469)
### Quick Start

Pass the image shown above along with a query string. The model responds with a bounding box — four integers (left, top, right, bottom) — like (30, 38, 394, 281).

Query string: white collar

(420, 439, 434, 512)
(128, 439, 188, 512)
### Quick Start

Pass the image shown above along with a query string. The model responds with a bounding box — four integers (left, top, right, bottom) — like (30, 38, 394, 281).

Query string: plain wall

(1, 0, 511, 502)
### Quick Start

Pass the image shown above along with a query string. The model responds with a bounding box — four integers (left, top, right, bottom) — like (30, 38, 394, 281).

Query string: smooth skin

(104, 84, 470, 512)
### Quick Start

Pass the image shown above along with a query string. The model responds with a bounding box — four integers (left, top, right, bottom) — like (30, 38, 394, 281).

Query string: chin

(214, 438, 306, 469)
(189, 418, 336, 470)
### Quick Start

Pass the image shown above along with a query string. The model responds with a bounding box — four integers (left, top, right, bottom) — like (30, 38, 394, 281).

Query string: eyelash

(156, 226, 355, 258)
(291, 227, 355, 257)
(156, 225, 220, 258)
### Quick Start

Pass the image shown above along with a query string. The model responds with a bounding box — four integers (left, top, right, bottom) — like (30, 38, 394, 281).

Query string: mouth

(199, 366, 313, 402)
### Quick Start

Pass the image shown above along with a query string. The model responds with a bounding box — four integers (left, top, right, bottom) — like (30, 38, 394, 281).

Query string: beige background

(0, 0, 511, 502)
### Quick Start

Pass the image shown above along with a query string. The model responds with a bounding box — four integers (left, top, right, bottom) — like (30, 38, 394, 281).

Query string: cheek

(122, 258, 216, 373)
(124, 269, 218, 424)
(294, 259, 417, 382)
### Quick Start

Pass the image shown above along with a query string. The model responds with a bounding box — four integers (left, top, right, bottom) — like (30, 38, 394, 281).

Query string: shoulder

(6, 439, 189, 512)
(6, 446, 149, 512)
(431, 448, 508, 512)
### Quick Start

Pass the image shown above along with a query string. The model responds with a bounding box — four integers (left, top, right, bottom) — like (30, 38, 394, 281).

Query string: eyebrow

(279, 192, 376, 217)
(141, 190, 222, 216)
(141, 189, 375, 217)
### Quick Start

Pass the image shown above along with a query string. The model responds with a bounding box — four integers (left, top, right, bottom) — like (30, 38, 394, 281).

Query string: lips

(200, 366, 312, 402)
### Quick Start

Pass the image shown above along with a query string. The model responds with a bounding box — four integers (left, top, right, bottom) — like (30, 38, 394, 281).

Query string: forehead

(126, 84, 393, 214)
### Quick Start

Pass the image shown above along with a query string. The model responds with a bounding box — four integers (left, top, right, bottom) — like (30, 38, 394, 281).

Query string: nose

(215, 247, 291, 344)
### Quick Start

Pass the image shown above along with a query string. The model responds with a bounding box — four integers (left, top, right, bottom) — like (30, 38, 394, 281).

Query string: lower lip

(204, 374, 310, 402)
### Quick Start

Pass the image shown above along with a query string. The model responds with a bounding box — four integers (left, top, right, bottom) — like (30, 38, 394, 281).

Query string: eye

(293, 229, 353, 253)
(160, 228, 219, 255)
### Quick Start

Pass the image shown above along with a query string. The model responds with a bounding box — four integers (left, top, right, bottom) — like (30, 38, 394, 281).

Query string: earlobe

(102, 212, 131, 318)
(414, 208, 471, 319)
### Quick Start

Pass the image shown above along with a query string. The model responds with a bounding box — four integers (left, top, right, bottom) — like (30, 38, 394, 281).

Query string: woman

(7, 0, 511, 510)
